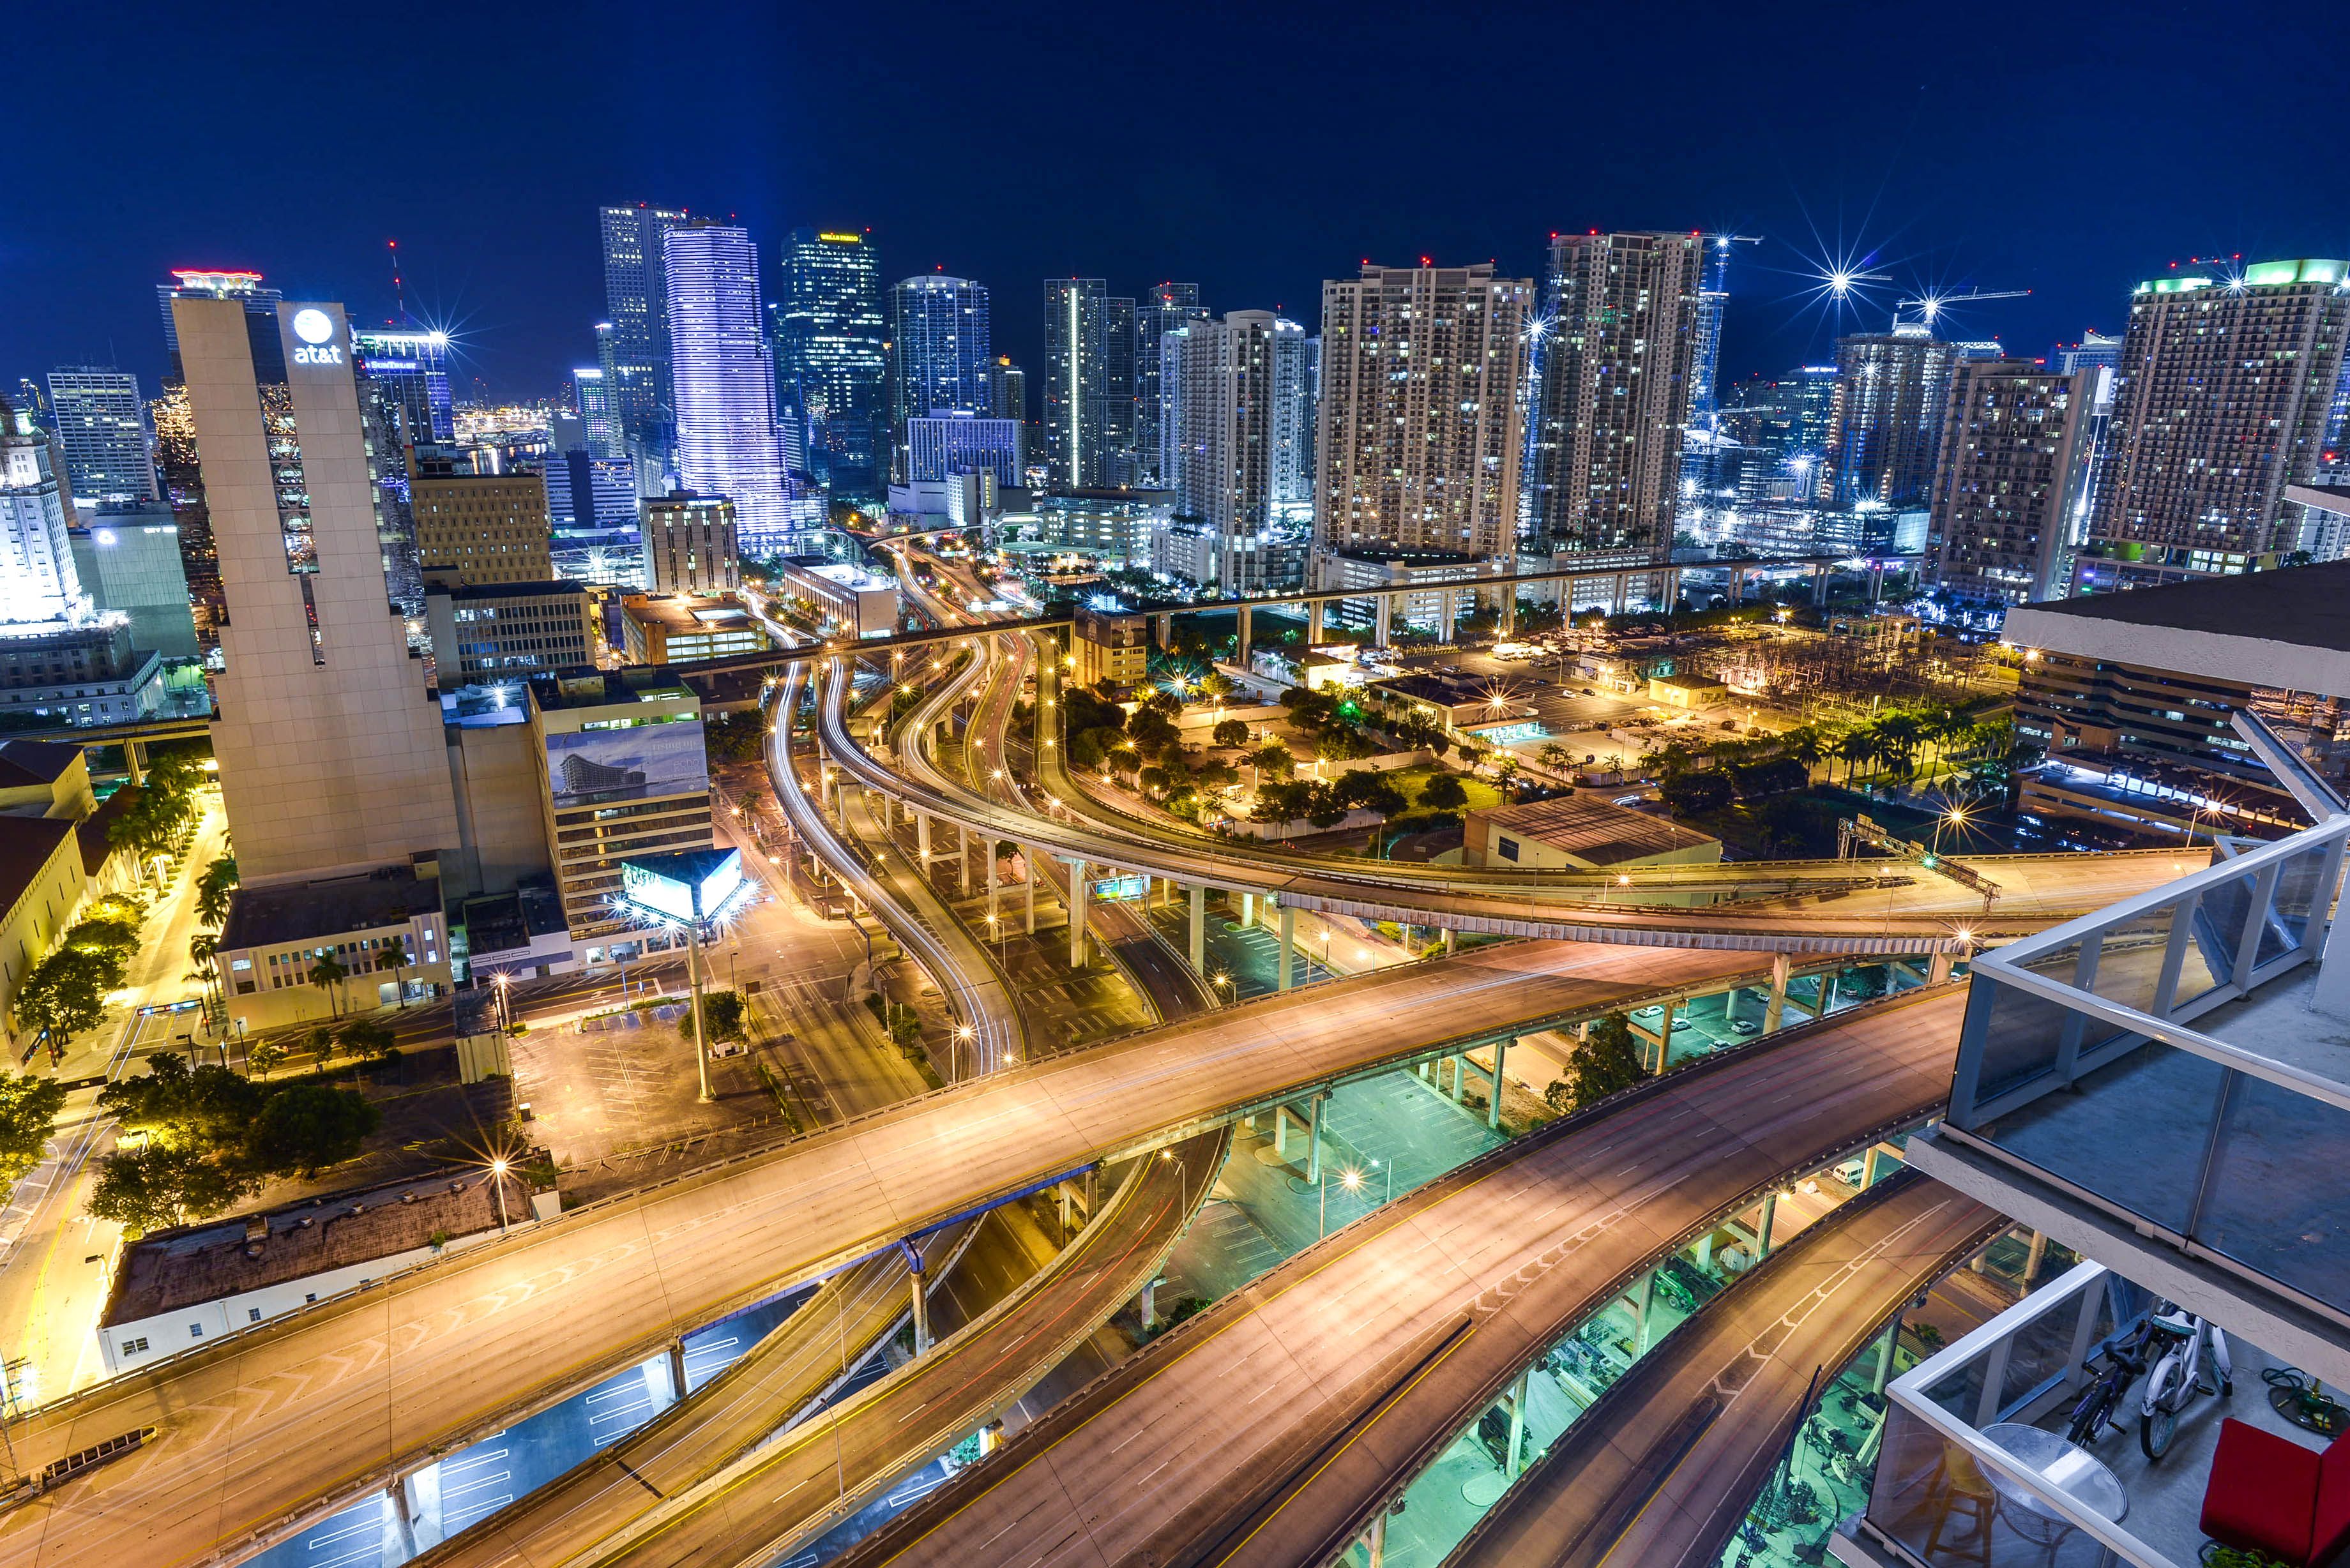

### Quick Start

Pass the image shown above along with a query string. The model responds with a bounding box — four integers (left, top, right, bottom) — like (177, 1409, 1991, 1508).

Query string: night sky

(10, 0, 2347, 403)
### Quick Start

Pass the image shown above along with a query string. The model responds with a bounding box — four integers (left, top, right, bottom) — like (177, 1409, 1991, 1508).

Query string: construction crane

(1893, 287, 2030, 331)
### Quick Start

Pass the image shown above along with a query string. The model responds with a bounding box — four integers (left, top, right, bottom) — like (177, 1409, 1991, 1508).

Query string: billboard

(545, 718, 708, 809)
(619, 849, 743, 924)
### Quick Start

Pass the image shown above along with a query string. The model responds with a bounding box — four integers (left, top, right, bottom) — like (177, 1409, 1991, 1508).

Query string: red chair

(2201, 1418, 2350, 1566)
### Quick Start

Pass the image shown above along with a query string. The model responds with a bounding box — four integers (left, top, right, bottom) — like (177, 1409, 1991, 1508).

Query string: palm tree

(1780, 727, 1826, 783)
(1835, 731, 1875, 785)
(307, 954, 349, 1018)
(196, 857, 239, 929)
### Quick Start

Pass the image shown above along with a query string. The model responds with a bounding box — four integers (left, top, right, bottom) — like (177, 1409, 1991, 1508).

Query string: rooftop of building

(1649, 670, 1728, 690)
(218, 864, 441, 953)
(0, 739, 83, 790)
(2004, 562, 2350, 701)
(1370, 672, 1487, 704)
(619, 593, 757, 630)
(527, 667, 700, 712)
(783, 562, 895, 592)
(102, 1168, 531, 1326)
(0, 815, 75, 909)
(1473, 794, 1719, 865)
(1329, 547, 1482, 567)
(77, 785, 140, 875)
(462, 880, 570, 958)
(426, 580, 592, 604)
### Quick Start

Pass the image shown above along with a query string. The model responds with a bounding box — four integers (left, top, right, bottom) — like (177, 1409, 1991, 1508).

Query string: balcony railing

(1939, 811, 2350, 1326)
(1856, 1261, 2177, 1568)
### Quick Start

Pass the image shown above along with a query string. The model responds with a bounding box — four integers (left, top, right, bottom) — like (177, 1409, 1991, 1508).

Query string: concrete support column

(1812, 564, 1830, 607)
(1448, 1055, 1464, 1103)
(1138, 1276, 1159, 1331)
(1489, 1037, 1510, 1130)
(1765, 952, 1790, 1034)
(1506, 1366, 1531, 1476)
(1374, 594, 1393, 649)
(386, 1478, 419, 1560)
(125, 738, 148, 787)
(1929, 949, 1954, 986)
(1695, 1232, 1715, 1270)
(916, 810, 931, 862)
(1872, 1312, 1902, 1396)
(1278, 904, 1295, 991)
(1822, 971, 1841, 1014)
(1273, 1104, 1289, 1157)
(910, 1260, 932, 1355)
(1024, 848, 1037, 934)
(1152, 612, 1172, 649)
(1307, 599, 1326, 645)
(1188, 884, 1206, 976)
(1862, 1144, 1883, 1188)
(1242, 891, 1256, 926)
(1634, 1268, 1656, 1352)
(1439, 588, 1458, 639)
(1443, 927, 1457, 956)
(1307, 1094, 1324, 1184)
(1755, 1190, 1778, 1260)
(1236, 604, 1253, 661)
(2024, 1229, 2049, 1286)
(1366, 1512, 1388, 1568)
(1498, 587, 1517, 637)
(1868, 562, 1885, 602)
(987, 843, 999, 924)
(959, 824, 971, 896)
(667, 1337, 688, 1400)
(1068, 857, 1088, 969)
(1611, 573, 1627, 615)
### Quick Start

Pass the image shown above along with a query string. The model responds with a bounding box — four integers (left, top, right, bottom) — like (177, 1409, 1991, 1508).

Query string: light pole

(492, 971, 512, 1032)
(489, 1157, 513, 1233)
(953, 1022, 976, 1081)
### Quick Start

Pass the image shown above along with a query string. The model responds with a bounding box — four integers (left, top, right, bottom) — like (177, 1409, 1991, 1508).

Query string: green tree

(1248, 741, 1294, 778)
(698, 989, 750, 1044)
(338, 1015, 398, 1066)
(88, 1143, 252, 1237)
(1660, 770, 1734, 814)
(243, 1084, 381, 1177)
(307, 954, 349, 1016)
(0, 1074, 66, 1191)
(1418, 772, 1470, 811)
(245, 1039, 286, 1080)
(1211, 718, 1251, 748)
(98, 1054, 264, 1149)
(14, 947, 117, 1054)
(1556, 1013, 1646, 1112)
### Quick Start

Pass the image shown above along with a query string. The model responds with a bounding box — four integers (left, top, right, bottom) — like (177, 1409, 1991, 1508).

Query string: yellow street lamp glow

(1341, 1168, 1364, 1191)
(954, 1023, 975, 1042)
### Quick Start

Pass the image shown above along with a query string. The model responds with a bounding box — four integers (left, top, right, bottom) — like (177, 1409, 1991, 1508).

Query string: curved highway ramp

(1440, 1172, 1999, 1568)
(831, 984, 1966, 1568)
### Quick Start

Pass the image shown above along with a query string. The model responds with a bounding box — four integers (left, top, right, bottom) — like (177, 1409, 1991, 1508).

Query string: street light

(488, 1157, 513, 1233)
(953, 1021, 976, 1081)
(492, 970, 512, 1032)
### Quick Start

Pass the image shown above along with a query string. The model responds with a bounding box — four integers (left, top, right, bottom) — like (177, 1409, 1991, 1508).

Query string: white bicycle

(2140, 1303, 2231, 1459)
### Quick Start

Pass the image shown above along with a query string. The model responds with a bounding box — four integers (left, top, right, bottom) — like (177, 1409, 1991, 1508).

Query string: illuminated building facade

(1824, 326, 1966, 508)
(1927, 359, 2096, 607)
(662, 221, 796, 551)
(410, 444, 552, 587)
(45, 367, 158, 504)
(0, 399, 86, 627)
(773, 228, 886, 494)
(173, 295, 459, 881)
(1043, 277, 1139, 490)
(2077, 260, 2350, 592)
(571, 366, 623, 457)
(1135, 282, 1208, 486)
(599, 203, 687, 453)
(907, 411, 1020, 488)
(888, 275, 990, 479)
(1314, 261, 1532, 564)
(1526, 232, 1706, 561)
(1162, 312, 1314, 593)
(642, 492, 740, 594)
(351, 328, 454, 443)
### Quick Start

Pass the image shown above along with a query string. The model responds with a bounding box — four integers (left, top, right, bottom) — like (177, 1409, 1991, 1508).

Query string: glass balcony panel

(1978, 1041, 2225, 1237)
(1994, 1290, 2082, 1420)
(1865, 1402, 2116, 1565)
(2082, 912, 2174, 1018)
(2256, 843, 2328, 969)
(2195, 1071, 2350, 1309)
(2183, 875, 2256, 1006)
(1969, 966, 2076, 1107)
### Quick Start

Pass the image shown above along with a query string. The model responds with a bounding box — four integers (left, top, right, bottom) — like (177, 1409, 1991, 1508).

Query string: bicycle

(2065, 1315, 2160, 1446)
(2141, 1304, 2231, 1460)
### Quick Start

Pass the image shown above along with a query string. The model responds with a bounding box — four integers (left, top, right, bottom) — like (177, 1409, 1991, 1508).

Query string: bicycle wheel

(2142, 1402, 2178, 1459)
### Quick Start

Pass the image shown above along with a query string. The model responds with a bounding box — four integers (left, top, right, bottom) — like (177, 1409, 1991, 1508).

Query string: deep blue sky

(10, 0, 2347, 403)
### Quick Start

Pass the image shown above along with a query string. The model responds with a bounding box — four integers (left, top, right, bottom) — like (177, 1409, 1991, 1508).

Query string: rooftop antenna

(388, 239, 405, 324)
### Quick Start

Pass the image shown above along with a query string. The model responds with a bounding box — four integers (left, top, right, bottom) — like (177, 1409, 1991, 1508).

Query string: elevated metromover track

(1440, 1172, 2000, 1568)
(834, 983, 1969, 1568)
(0, 941, 1794, 1568)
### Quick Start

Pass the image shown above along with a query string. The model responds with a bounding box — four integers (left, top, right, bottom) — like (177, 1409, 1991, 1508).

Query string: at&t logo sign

(291, 308, 343, 366)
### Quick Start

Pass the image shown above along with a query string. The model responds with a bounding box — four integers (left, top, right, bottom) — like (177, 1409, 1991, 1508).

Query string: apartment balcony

(1835, 1260, 2335, 1568)
(1905, 811, 2350, 1387)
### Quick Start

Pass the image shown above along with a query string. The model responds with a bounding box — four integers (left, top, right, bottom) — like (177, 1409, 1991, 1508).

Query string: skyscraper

(156, 268, 283, 379)
(572, 366, 623, 457)
(600, 203, 688, 452)
(906, 411, 1022, 487)
(172, 295, 458, 882)
(987, 356, 1029, 477)
(351, 328, 455, 444)
(45, 367, 158, 504)
(1269, 323, 1318, 523)
(1162, 312, 1317, 593)
(2077, 259, 2350, 592)
(642, 493, 740, 594)
(1824, 325, 1966, 508)
(1043, 278, 1140, 489)
(1927, 360, 2096, 606)
(0, 398, 84, 627)
(1525, 232, 1706, 559)
(1315, 261, 1533, 563)
(773, 229, 887, 495)
(663, 220, 796, 551)
(888, 275, 991, 478)
(1136, 283, 1208, 487)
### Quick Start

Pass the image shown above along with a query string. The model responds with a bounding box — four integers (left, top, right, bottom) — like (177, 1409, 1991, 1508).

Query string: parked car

(1632, 1004, 1665, 1020)
(1670, 1017, 1692, 1032)
(1732, 1019, 1761, 1036)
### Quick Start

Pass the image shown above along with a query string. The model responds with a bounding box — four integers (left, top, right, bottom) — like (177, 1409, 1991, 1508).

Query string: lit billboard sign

(289, 306, 344, 366)
(545, 718, 708, 809)
(619, 848, 744, 925)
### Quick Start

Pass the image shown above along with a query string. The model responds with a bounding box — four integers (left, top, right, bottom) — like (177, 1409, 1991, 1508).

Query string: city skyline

(8, 1, 2347, 405)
